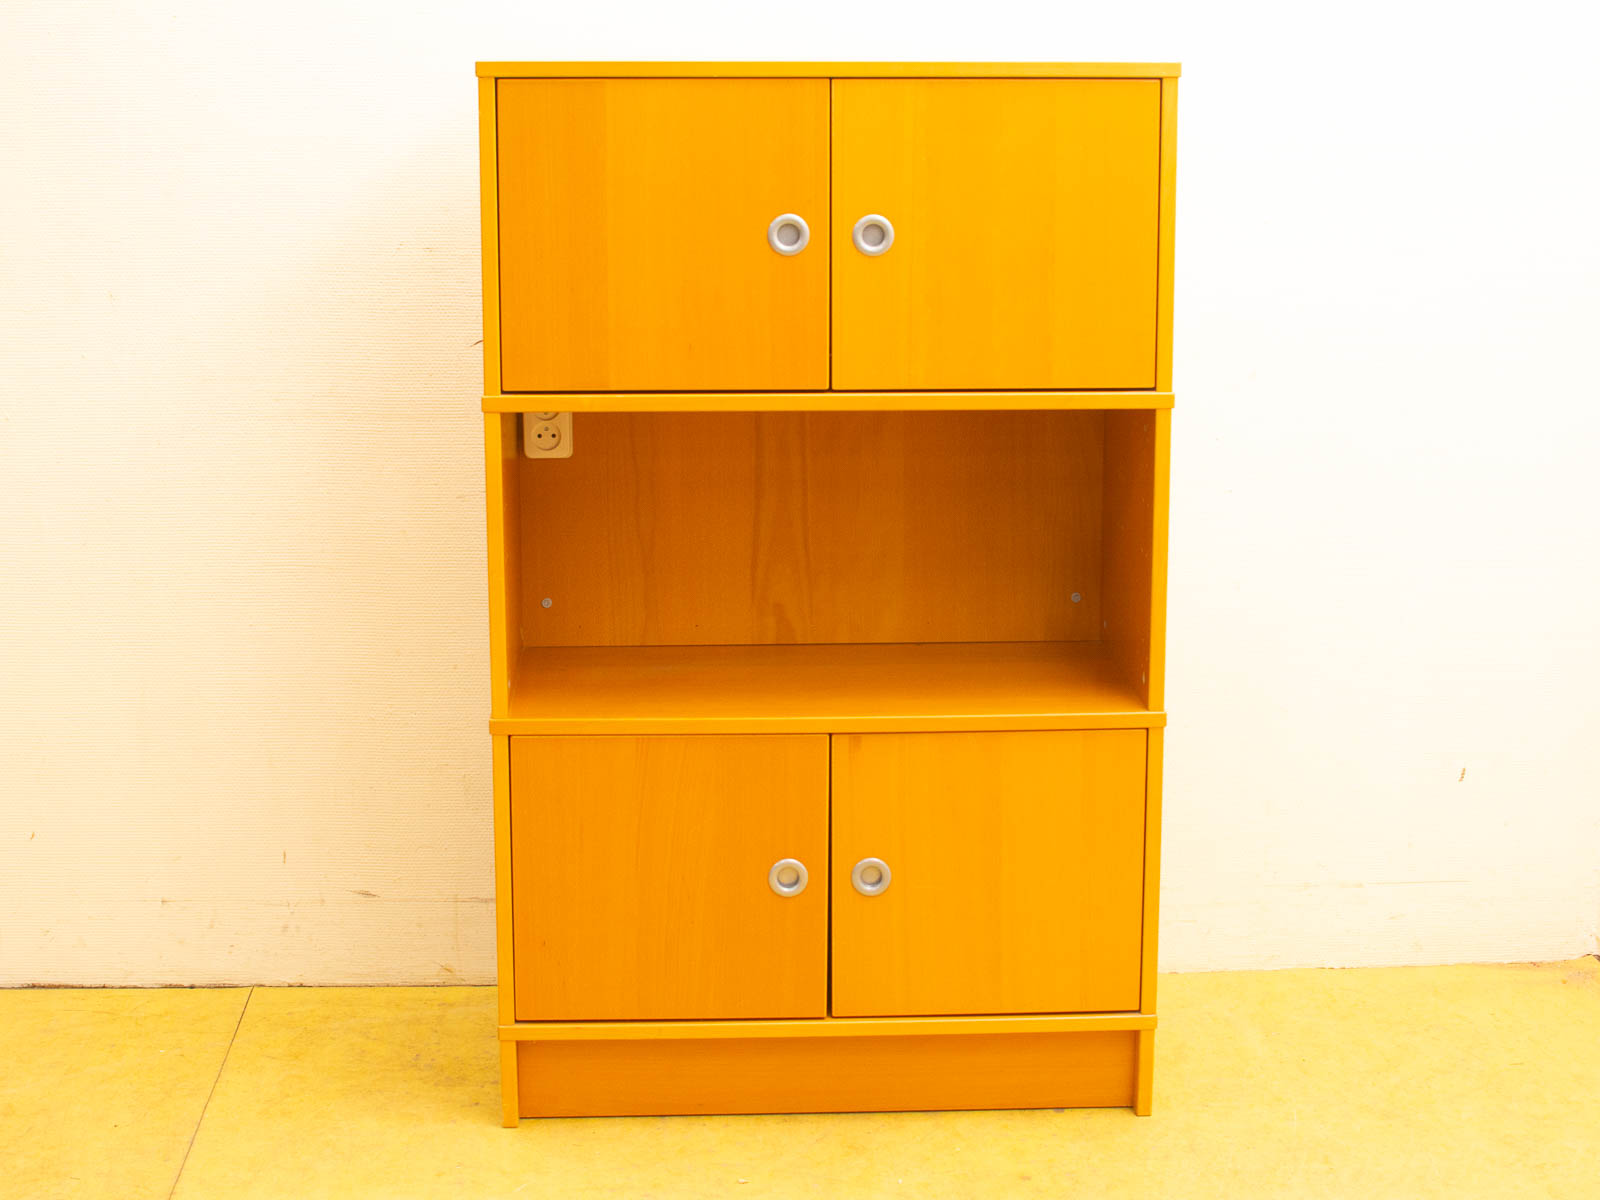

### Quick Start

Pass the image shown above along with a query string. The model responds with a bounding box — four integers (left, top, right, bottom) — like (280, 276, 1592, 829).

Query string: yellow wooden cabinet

(478, 61, 1178, 1123)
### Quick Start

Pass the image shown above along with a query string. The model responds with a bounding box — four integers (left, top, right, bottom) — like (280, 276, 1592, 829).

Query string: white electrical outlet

(522, 412, 573, 459)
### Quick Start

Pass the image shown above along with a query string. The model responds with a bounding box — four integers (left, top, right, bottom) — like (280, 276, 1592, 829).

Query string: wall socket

(522, 412, 573, 459)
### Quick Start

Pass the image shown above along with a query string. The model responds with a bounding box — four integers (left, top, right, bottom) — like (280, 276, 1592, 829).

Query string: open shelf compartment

(487, 409, 1166, 734)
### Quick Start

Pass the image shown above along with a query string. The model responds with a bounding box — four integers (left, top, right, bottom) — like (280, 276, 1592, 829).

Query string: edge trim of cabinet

(498, 1012, 1157, 1041)
(478, 62, 1181, 80)
(483, 391, 1176, 413)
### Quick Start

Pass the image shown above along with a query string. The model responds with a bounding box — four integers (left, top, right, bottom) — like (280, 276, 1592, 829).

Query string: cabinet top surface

(476, 62, 1181, 79)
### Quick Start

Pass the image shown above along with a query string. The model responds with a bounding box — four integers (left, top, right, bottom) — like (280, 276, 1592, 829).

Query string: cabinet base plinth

(512, 1030, 1139, 1118)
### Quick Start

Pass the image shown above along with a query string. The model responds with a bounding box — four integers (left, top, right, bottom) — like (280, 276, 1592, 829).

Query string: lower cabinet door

(831, 730, 1147, 1017)
(510, 734, 829, 1021)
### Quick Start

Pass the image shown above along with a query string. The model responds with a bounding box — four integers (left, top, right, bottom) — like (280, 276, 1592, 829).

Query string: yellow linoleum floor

(3, 959, 1596, 1199)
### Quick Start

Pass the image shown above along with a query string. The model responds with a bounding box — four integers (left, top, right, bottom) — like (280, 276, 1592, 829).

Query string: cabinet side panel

(1149, 409, 1170, 710)
(479, 77, 501, 393)
(1134, 1027, 1155, 1115)
(499, 1040, 519, 1127)
(1101, 410, 1166, 707)
(483, 414, 522, 716)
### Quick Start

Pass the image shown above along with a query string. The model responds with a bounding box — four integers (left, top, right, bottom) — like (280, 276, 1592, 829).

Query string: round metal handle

(851, 214, 894, 257)
(767, 214, 811, 256)
(768, 858, 809, 897)
(851, 857, 892, 896)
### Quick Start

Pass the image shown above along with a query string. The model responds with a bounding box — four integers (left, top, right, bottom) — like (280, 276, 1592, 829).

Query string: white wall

(2, 0, 1596, 985)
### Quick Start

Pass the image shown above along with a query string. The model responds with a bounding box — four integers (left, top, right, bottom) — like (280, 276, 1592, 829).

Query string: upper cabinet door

(496, 80, 830, 392)
(832, 80, 1162, 390)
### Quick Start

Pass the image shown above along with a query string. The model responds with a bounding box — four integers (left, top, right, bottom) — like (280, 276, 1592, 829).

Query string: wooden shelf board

(483, 390, 1174, 413)
(493, 641, 1160, 736)
(500, 1011, 1156, 1041)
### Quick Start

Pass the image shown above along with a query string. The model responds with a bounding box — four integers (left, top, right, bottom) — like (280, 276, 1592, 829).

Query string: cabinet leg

(1134, 1028, 1155, 1116)
(500, 1040, 520, 1127)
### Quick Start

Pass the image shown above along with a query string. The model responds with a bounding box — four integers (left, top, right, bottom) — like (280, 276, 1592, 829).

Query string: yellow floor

(3, 960, 1596, 1199)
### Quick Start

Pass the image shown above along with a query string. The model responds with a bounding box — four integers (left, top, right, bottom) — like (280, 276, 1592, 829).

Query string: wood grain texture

(516, 1031, 1139, 1116)
(496, 79, 829, 391)
(831, 729, 1147, 1016)
(515, 411, 1104, 646)
(498, 641, 1158, 735)
(832, 80, 1162, 389)
(509, 735, 828, 1021)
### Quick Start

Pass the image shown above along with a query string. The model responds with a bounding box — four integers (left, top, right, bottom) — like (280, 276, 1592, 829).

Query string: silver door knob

(851, 857, 892, 896)
(768, 858, 809, 896)
(767, 214, 810, 256)
(851, 214, 894, 256)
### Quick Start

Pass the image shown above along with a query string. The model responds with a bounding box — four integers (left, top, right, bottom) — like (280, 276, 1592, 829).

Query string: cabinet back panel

(515, 412, 1103, 647)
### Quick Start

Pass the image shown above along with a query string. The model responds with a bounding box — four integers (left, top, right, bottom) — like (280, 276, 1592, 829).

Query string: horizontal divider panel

(479, 62, 1181, 80)
(503, 1011, 1155, 1041)
(490, 713, 1165, 736)
(484, 391, 1175, 413)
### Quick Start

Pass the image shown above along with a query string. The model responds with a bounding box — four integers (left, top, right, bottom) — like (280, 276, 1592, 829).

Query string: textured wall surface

(2, 1, 1597, 984)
